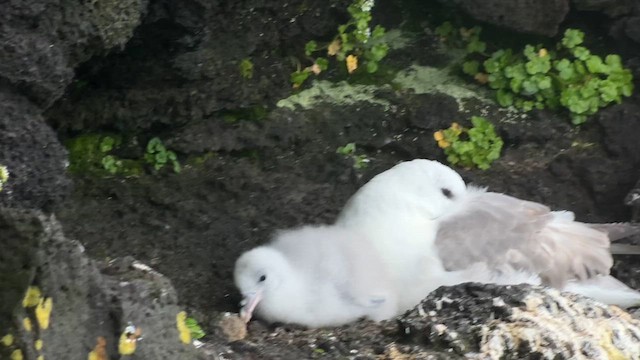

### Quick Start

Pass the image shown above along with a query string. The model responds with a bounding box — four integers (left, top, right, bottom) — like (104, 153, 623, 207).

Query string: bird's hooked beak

(239, 290, 263, 323)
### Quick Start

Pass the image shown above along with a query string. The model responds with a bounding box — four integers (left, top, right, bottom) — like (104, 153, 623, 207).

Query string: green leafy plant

(336, 142, 370, 170)
(434, 116, 503, 170)
(436, 22, 486, 55)
(144, 137, 181, 173)
(455, 27, 634, 125)
(239, 58, 254, 79)
(98, 136, 123, 174)
(0, 164, 8, 192)
(291, 0, 389, 88)
(185, 317, 205, 340)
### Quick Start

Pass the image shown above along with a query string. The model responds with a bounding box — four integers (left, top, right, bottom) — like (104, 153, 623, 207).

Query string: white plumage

(336, 159, 640, 309)
(233, 225, 398, 328)
(234, 159, 640, 328)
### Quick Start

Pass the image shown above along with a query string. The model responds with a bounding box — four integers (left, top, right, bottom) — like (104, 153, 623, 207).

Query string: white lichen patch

(392, 64, 496, 112)
(276, 80, 392, 111)
(381, 29, 412, 50)
(476, 289, 640, 360)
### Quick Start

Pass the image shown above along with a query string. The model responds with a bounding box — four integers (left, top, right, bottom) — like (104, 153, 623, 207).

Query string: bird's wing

(272, 226, 396, 320)
(338, 234, 397, 309)
(272, 226, 395, 308)
(435, 188, 613, 288)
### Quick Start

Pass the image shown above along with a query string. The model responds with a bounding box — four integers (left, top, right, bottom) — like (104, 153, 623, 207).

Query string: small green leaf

(366, 61, 378, 73)
(337, 143, 356, 156)
(604, 54, 623, 71)
(239, 58, 254, 79)
(290, 69, 311, 87)
(371, 25, 385, 39)
(466, 38, 486, 54)
(555, 59, 575, 80)
(523, 45, 537, 60)
(99, 137, 115, 153)
(496, 89, 514, 107)
(435, 22, 454, 37)
(462, 60, 480, 76)
(521, 79, 539, 95)
(185, 317, 206, 340)
(562, 29, 584, 49)
(369, 43, 389, 62)
(536, 75, 552, 90)
(305, 41, 317, 56)
(571, 114, 588, 125)
(315, 58, 329, 71)
(525, 57, 551, 75)
(572, 46, 590, 60)
(585, 55, 606, 74)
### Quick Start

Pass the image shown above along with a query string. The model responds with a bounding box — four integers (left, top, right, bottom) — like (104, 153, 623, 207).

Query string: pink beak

(239, 290, 263, 323)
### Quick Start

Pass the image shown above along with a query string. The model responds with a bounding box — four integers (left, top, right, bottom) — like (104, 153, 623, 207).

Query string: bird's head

(233, 246, 288, 323)
(368, 159, 467, 219)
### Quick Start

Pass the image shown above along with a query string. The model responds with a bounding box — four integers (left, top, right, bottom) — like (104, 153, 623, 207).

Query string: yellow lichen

(599, 328, 627, 360)
(176, 311, 191, 344)
(309, 63, 321, 75)
(538, 48, 548, 57)
(88, 336, 108, 360)
(10, 349, 23, 360)
(22, 287, 41, 308)
(433, 131, 444, 141)
(346, 55, 358, 74)
(35, 297, 53, 330)
(1, 334, 13, 347)
(327, 39, 340, 56)
(118, 324, 142, 355)
(437, 140, 450, 149)
(37, 356, 44, 360)
(35, 339, 43, 351)
(0, 165, 8, 192)
(23, 318, 32, 332)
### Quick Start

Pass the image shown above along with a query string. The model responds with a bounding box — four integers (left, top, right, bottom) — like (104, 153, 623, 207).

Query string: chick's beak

(239, 290, 263, 323)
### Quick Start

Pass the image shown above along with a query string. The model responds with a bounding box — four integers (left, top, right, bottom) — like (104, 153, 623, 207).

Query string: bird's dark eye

(441, 188, 453, 199)
(259, 275, 267, 282)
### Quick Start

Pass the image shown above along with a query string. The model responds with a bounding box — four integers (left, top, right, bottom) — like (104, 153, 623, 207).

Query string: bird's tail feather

(563, 275, 640, 308)
(587, 222, 640, 241)
(610, 243, 640, 255)
(540, 219, 612, 288)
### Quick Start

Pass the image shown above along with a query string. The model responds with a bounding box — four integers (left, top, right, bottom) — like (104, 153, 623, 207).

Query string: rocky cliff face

(1, 0, 640, 359)
(0, 208, 200, 359)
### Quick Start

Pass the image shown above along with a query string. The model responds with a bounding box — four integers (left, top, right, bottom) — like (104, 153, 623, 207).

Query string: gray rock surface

(572, 0, 636, 17)
(0, 0, 148, 108)
(438, 0, 570, 36)
(45, 0, 351, 131)
(0, 207, 200, 360)
(0, 91, 72, 211)
(399, 283, 640, 359)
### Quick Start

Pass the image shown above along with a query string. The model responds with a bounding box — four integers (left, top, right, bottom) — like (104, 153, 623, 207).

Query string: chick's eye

(441, 188, 453, 199)
(259, 275, 266, 282)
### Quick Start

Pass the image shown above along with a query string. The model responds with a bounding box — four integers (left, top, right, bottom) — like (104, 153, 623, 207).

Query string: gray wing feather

(435, 189, 613, 288)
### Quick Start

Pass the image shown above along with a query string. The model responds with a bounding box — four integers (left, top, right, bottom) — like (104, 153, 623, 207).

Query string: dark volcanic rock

(46, 0, 352, 132)
(399, 283, 640, 359)
(0, 208, 41, 332)
(597, 94, 640, 165)
(438, 0, 570, 36)
(0, 90, 72, 211)
(572, 0, 636, 17)
(0, 207, 200, 360)
(0, 0, 148, 108)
